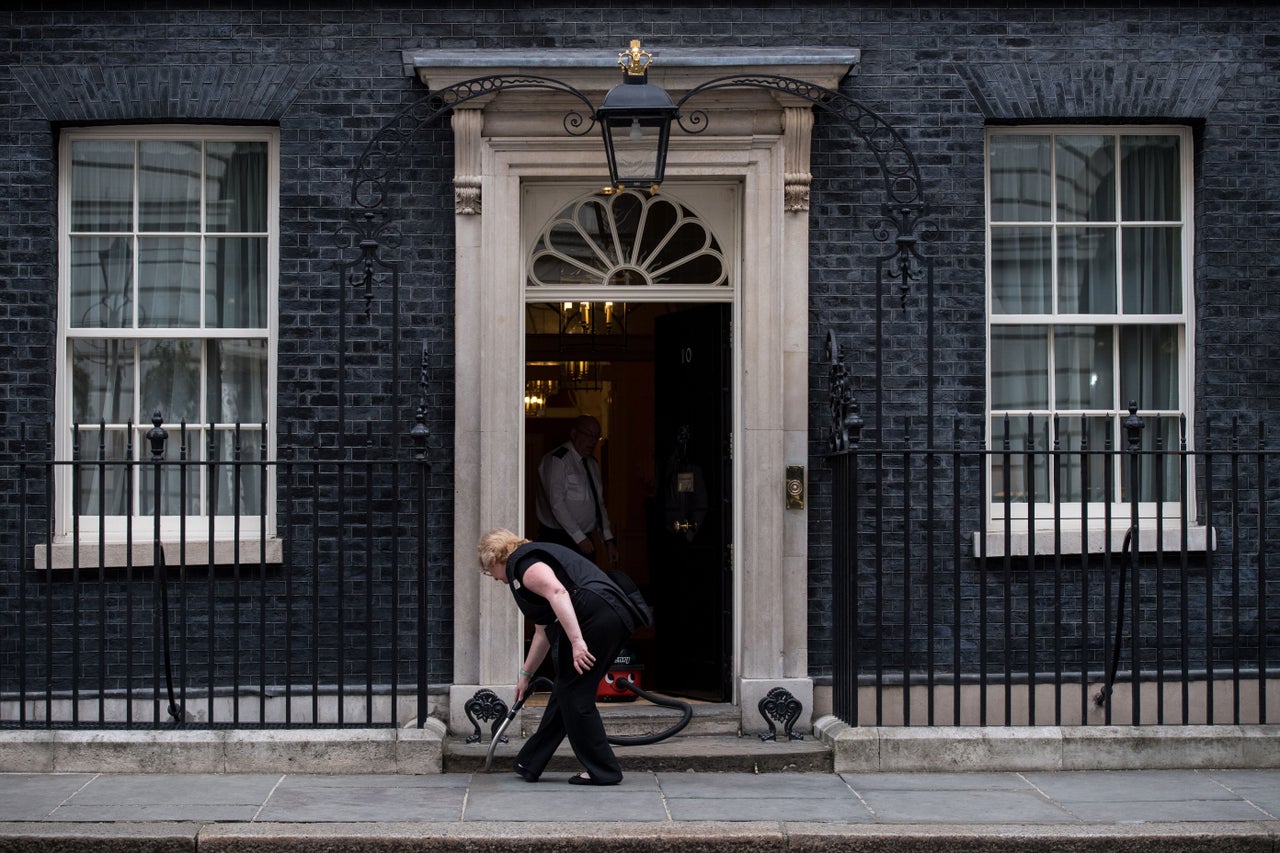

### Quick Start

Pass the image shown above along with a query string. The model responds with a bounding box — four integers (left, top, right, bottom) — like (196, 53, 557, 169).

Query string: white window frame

(54, 125, 279, 547)
(984, 125, 1196, 535)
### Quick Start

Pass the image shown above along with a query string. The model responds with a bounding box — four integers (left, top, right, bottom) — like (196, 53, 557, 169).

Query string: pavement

(1, 767, 1278, 851)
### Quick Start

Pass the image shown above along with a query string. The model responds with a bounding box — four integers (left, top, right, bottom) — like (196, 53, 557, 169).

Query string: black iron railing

(828, 408, 1276, 727)
(4, 413, 432, 729)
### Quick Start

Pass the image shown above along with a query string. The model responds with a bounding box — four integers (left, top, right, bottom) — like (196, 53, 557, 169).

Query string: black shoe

(514, 763, 539, 783)
(567, 772, 620, 786)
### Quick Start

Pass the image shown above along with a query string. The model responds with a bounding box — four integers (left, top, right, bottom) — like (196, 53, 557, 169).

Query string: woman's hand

(515, 671, 531, 704)
(570, 638, 595, 674)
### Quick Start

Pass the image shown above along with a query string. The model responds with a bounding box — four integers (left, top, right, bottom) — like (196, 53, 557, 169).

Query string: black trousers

(538, 524, 593, 557)
(515, 588, 629, 783)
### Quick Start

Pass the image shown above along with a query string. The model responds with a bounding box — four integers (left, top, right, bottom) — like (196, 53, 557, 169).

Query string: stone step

(517, 697, 742, 738)
(445, 732, 830, 774)
(448, 695, 828, 774)
(447, 733, 830, 774)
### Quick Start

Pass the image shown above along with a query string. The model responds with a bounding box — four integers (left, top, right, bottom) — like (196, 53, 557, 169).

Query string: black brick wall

(1, 2, 1277, 694)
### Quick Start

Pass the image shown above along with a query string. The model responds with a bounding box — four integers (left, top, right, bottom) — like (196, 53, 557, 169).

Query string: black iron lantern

(595, 40, 678, 194)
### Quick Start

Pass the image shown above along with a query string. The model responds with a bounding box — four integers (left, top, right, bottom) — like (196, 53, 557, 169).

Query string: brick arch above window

(954, 60, 1238, 121)
(11, 64, 321, 123)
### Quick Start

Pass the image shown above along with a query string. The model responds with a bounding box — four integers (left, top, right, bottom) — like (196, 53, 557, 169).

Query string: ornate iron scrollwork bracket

(826, 331, 863, 454)
(338, 74, 599, 320)
(463, 688, 511, 744)
(335, 210, 402, 320)
(757, 686, 804, 742)
(675, 74, 936, 307)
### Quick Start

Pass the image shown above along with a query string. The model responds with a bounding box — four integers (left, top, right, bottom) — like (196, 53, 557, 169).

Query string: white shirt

(535, 441, 613, 544)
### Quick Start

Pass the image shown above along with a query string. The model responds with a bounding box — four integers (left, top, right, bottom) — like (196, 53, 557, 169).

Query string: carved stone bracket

(757, 686, 804, 742)
(451, 107, 483, 215)
(783, 106, 814, 212)
(463, 688, 510, 744)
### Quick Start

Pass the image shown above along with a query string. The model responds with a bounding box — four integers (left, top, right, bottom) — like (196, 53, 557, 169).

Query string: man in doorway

(536, 414, 619, 565)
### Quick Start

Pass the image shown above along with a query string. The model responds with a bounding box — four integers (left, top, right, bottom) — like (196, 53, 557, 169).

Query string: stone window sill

(33, 538, 283, 571)
(975, 524, 1214, 559)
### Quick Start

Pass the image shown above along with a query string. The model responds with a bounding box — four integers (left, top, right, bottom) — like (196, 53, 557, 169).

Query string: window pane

(69, 236, 133, 329)
(72, 340, 135, 425)
(991, 226, 1051, 313)
(1122, 226, 1181, 313)
(207, 339, 267, 424)
(1057, 227, 1116, 313)
(205, 141, 268, 232)
(991, 415, 1050, 504)
(1055, 416, 1112, 502)
(635, 197, 678, 264)
(140, 339, 201, 424)
(990, 135, 1051, 222)
(206, 237, 267, 327)
(1056, 135, 1115, 222)
(1119, 325, 1180, 411)
(991, 325, 1048, 409)
(209, 428, 264, 516)
(138, 236, 200, 327)
(138, 429, 200, 516)
(1121, 135, 1180, 221)
(576, 197, 613, 245)
(70, 140, 134, 233)
(139, 140, 201, 232)
(72, 427, 131, 517)
(606, 119, 662, 183)
(1120, 415, 1181, 502)
(1054, 325, 1114, 410)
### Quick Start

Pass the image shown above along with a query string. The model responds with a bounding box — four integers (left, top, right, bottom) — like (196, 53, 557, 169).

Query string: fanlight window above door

(528, 189, 727, 288)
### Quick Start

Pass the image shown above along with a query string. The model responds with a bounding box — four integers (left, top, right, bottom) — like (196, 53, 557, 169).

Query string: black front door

(650, 304, 732, 701)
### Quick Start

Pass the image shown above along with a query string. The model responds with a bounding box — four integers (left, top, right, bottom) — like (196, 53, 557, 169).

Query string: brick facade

(1, 2, 1277, 696)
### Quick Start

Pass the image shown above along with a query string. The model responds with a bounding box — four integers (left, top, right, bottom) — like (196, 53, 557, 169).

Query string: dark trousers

(538, 524, 592, 557)
(515, 588, 629, 783)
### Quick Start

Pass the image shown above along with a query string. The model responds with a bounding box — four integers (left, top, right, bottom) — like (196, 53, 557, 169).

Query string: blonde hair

(477, 528, 529, 571)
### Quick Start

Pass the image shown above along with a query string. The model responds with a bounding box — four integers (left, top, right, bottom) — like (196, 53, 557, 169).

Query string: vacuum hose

(1093, 527, 1133, 707)
(605, 676, 693, 746)
(483, 673, 693, 770)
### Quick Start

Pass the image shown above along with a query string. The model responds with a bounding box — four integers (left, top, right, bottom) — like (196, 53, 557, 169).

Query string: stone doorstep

(450, 699, 826, 773)
(446, 733, 830, 774)
(515, 698, 743, 738)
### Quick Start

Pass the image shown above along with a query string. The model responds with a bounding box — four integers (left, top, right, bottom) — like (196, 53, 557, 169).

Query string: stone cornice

(403, 46, 859, 95)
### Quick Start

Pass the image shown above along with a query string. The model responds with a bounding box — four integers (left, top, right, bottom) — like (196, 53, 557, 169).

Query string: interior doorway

(523, 302, 733, 701)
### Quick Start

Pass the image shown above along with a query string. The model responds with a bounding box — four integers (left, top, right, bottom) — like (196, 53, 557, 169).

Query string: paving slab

(657, 770, 855, 798)
(1022, 769, 1241, 803)
(0, 773, 95, 821)
(257, 780, 466, 822)
(1202, 769, 1280, 818)
(1053, 797, 1272, 824)
(44, 772, 281, 823)
(463, 772, 670, 822)
(853, 787, 1079, 824)
(841, 771, 1035, 791)
(64, 772, 281, 805)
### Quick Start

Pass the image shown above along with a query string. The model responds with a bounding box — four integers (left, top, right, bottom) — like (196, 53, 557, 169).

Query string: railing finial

(146, 411, 168, 461)
(1123, 402, 1144, 452)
